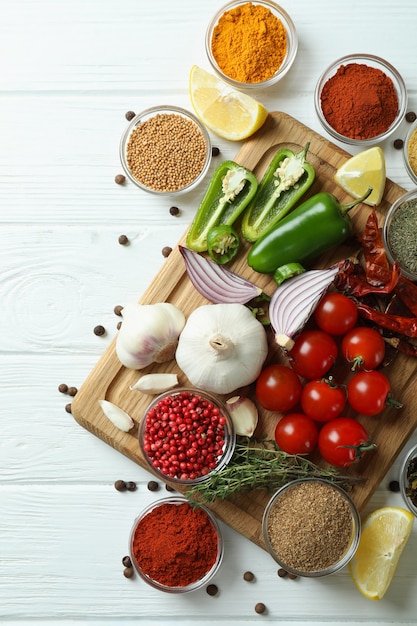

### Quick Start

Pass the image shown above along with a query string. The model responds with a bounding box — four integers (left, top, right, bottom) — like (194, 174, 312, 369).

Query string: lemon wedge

(334, 146, 386, 206)
(349, 506, 414, 600)
(189, 65, 268, 141)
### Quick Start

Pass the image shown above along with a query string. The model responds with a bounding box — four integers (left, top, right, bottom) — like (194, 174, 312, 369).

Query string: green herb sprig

(187, 438, 363, 504)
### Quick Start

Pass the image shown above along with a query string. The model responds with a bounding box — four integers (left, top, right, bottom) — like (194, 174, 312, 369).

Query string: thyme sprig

(187, 438, 363, 504)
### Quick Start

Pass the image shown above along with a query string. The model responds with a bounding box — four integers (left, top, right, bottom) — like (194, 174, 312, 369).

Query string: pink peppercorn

(141, 390, 228, 481)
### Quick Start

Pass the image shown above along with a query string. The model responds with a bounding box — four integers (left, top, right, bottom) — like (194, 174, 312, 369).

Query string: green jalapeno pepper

(207, 225, 240, 265)
(247, 188, 372, 274)
(186, 161, 258, 252)
(241, 142, 315, 243)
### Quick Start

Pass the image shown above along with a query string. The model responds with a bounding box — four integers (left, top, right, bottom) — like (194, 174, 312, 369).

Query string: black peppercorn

(114, 174, 126, 185)
(206, 584, 218, 596)
(58, 383, 68, 394)
(114, 480, 127, 492)
(169, 206, 180, 216)
(277, 568, 288, 578)
(212, 146, 220, 157)
(116, 321, 122, 330)
(162, 246, 172, 258)
(67, 386, 78, 397)
(393, 138, 404, 150)
(125, 110, 136, 121)
(389, 480, 400, 492)
(123, 567, 134, 578)
(165, 484, 176, 492)
(147, 480, 159, 492)
(65, 403, 72, 414)
(125, 481, 137, 491)
(93, 325, 106, 336)
(118, 234, 129, 245)
(243, 571, 255, 581)
(122, 555, 132, 568)
(255, 602, 266, 614)
(406, 112, 417, 123)
(288, 572, 298, 580)
(114, 305, 123, 316)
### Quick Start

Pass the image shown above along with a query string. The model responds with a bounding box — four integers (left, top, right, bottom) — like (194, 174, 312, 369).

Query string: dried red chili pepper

(360, 208, 393, 286)
(356, 301, 417, 337)
(334, 259, 401, 297)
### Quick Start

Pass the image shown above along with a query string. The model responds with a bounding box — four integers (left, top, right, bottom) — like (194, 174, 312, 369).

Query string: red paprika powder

(320, 63, 398, 140)
(131, 500, 220, 588)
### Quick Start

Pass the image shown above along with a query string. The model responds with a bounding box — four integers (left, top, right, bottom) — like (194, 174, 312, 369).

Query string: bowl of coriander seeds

(119, 105, 212, 195)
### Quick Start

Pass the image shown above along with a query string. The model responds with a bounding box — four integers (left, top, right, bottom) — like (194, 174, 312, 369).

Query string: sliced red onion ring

(179, 245, 262, 304)
(270, 264, 342, 350)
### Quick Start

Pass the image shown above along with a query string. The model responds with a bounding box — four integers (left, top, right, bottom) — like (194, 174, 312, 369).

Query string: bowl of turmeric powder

(314, 53, 407, 146)
(206, 0, 298, 89)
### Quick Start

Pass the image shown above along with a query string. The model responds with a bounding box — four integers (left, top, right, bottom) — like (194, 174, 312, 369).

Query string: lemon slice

(334, 146, 386, 206)
(189, 65, 268, 141)
(349, 506, 414, 600)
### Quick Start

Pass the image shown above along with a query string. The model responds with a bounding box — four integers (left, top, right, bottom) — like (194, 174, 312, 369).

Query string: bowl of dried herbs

(400, 442, 417, 517)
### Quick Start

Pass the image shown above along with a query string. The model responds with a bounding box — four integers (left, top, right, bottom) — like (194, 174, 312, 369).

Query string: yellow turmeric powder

(211, 2, 287, 84)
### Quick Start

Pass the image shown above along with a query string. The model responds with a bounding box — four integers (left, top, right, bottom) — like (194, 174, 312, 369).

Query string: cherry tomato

(289, 330, 338, 380)
(314, 292, 358, 335)
(318, 417, 374, 467)
(256, 364, 302, 412)
(274, 413, 319, 455)
(347, 370, 401, 416)
(300, 378, 347, 422)
(341, 326, 385, 371)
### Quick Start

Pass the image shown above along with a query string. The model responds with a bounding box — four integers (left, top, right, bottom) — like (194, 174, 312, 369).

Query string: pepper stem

(342, 187, 373, 213)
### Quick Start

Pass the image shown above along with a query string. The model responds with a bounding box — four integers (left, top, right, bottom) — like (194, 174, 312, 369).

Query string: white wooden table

(1, 1, 417, 623)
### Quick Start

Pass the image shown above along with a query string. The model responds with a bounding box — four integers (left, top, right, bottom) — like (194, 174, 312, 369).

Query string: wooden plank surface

(71, 111, 415, 549)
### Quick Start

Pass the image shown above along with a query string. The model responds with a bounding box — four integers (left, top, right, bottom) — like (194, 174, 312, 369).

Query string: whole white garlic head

(175, 303, 268, 394)
(116, 302, 186, 370)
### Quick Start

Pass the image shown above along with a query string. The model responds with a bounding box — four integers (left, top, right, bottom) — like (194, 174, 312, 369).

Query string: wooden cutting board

(72, 111, 417, 551)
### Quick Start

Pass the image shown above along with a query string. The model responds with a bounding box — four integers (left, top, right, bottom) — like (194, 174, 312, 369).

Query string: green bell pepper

(241, 142, 315, 242)
(207, 225, 240, 265)
(247, 188, 372, 274)
(186, 161, 258, 252)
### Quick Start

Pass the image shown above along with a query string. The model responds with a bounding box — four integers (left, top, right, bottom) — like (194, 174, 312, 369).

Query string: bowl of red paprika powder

(205, 0, 298, 89)
(314, 53, 407, 146)
(138, 387, 236, 485)
(129, 496, 224, 593)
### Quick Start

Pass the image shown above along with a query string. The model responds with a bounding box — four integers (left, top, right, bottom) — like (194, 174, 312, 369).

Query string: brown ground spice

(126, 113, 207, 192)
(267, 481, 353, 572)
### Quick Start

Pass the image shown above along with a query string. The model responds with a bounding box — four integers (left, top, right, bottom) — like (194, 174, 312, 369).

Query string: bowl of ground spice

(262, 478, 361, 577)
(206, 0, 298, 89)
(138, 387, 236, 485)
(315, 53, 407, 146)
(382, 189, 417, 281)
(130, 496, 224, 592)
(400, 442, 417, 517)
(403, 120, 417, 185)
(119, 105, 212, 194)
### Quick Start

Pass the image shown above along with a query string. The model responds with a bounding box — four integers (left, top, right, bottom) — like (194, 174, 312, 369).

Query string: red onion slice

(179, 245, 262, 304)
(270, 264, 341, 350)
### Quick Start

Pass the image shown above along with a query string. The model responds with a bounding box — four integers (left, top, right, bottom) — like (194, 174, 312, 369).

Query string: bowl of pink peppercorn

(138, 387, 236, 485)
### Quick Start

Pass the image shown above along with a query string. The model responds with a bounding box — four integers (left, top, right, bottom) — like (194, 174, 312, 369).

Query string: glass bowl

(262, 478, 361, 577)
(119, 105, 211, 195)
(205, 0, 298, 90)
(403, 119, 417, 185)
(382, 188, 417, 282)
(129, 496, 224, 593)
(400, 442, 417, 517)
(138, 387, 236, 485)
(314, 53, 407, 146)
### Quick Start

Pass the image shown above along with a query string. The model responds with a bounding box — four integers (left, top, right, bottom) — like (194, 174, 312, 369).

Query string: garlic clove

(98, 400, 135, 432)
(130, 373, 178, 394)
(226, 395, 258, 437)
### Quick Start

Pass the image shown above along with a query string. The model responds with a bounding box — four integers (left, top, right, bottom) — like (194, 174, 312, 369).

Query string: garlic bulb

(175, 303, 268, 394)
(116, 302, 186, 370)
